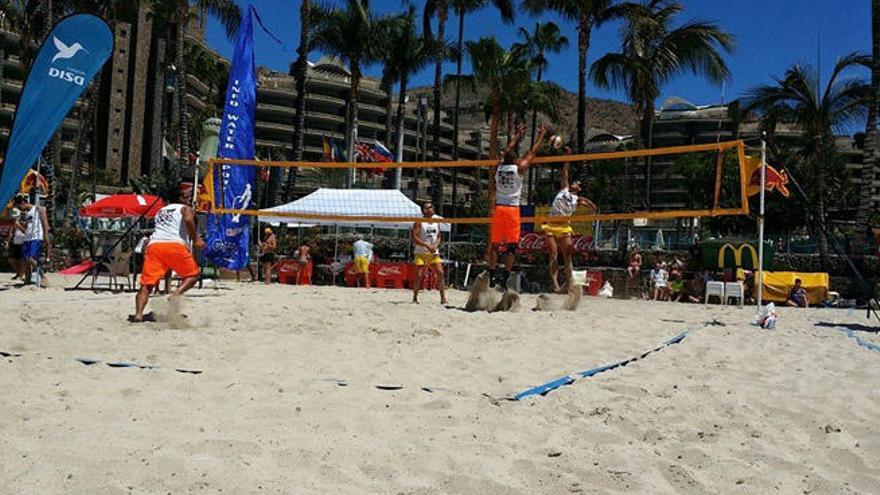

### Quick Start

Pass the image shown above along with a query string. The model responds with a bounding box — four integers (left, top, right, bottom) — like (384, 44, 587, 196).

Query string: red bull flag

(744, 155, 790, 198)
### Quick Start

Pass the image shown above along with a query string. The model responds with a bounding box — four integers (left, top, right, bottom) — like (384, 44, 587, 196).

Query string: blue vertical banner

(205, 7, 257, 270)
(0, 14, 112, 207)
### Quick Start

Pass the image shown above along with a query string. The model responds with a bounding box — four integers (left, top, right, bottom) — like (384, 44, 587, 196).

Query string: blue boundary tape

(817, 325, 880, 353)
(514, 330, 690, 401)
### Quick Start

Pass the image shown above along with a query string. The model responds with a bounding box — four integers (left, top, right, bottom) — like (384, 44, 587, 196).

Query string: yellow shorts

(414, 253, 442, 266)
(354, 256, 370, 274)
(541, 224, 574, 238)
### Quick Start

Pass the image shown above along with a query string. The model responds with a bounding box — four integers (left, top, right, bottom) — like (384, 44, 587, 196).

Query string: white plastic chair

(705, 281, 725, 305)
(724, 281, 744, 307)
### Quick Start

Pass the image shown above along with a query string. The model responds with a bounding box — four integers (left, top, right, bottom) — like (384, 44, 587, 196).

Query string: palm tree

(591, 0, 733, 205)
(384, 11, 440, 189)
(311, 0, 387, 187)
(522, 0, 623, 153)
(513, 22, 567, 144)
(284, 0, 311, 201)
(743, 54, 870, 259)
(443, 0, 514, 161)
(422, 0, 448, 160)
(149, 0, 240, 167)
(456, 37, 529, 205)
(854, 0, 880, 254)
(513, 21, 567, 201)
(591, 1, 733, 148)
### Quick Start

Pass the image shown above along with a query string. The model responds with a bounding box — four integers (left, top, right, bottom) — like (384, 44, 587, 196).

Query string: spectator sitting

(786, 278, 809, 308)
(668, 272, 685, 302)
(651, 262, 669, 301)
(627, 246, 642, 278)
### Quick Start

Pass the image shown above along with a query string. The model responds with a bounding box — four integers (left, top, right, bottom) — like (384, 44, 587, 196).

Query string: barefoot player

(412, 201, 448, 304)
(487, 121, 551, 288)
(541, 146, 596, 292)
(131, 190, 204, 322)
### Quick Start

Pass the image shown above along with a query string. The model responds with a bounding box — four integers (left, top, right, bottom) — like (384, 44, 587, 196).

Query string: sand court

(1, 275, 878, 494)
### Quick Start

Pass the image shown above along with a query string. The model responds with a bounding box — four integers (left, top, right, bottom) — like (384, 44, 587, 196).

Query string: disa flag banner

(204, 7, 257, 270)
(0, 14, 112, 207)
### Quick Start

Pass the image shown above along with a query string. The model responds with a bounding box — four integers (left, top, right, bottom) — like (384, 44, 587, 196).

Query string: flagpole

(757, 133, 767, 311)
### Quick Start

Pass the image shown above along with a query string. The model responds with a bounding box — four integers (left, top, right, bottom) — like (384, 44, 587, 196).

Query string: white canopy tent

(258, 188, 450, 232)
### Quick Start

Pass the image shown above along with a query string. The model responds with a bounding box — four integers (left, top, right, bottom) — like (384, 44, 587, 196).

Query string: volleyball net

(207, 140, 750, 226)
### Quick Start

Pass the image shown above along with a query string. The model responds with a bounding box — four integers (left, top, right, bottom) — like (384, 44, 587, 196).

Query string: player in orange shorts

(130, 190, 204, 322)
(488, 121, 551, 288)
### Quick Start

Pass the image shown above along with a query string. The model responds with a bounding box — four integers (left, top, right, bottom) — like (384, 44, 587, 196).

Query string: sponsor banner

(0, 14, 112, 206)
(517, 232, 595, 254)
(204, 7, 257, 270)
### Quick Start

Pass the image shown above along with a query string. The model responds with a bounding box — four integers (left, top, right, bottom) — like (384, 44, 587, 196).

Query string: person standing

(541, 146, 597, 293)
(412, 201, 448, 304)
(294, 242, 312, 285)
(131, 191, 203, 322)
(6, 207, 26, 280)
(487, 122, 551, 289)
(352, 235, 373, 288)
(258, 227, 277, 285)
(13, 195, 50, 286)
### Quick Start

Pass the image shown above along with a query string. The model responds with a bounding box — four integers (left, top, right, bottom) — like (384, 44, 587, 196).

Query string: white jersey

(21, 206, 44, 242)
(353, 239, 373, 259)
(11, 208, 26, 244)
(151, 204, 190, 245)
(414, 215, 442, 254)
(495, 163, 523, 206)
(550, 188, 579, 217)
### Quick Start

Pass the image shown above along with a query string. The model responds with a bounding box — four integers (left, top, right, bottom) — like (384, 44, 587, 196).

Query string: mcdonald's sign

(699, 240, 773, 270)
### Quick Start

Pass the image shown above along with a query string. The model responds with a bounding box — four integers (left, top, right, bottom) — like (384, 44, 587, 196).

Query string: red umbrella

(79, 194, 165, 218)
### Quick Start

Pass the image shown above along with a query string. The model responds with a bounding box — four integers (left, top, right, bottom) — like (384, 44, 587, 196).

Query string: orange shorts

(140, 242, 199, 286)
(490, 205, 521, 244)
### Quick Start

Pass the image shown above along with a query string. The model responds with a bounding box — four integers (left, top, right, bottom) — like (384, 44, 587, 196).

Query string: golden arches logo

(718, 243, 759, 268)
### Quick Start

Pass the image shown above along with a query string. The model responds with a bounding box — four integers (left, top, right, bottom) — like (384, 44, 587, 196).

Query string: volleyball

(549, 134, 564, 150)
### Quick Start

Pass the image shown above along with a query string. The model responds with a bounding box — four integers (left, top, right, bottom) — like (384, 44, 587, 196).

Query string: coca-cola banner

(517, 232, 594, 254)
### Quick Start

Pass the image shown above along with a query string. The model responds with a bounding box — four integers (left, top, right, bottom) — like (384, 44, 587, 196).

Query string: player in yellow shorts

(541, 146, 596, 292)
(352, 235, 373, 288)
(412, 201, 448, 304)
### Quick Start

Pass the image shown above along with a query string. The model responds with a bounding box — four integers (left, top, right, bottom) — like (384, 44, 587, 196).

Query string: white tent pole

(757, 133, 767, 311)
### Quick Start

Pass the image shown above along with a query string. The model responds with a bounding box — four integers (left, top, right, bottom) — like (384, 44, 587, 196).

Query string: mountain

(408, 82, 638, 139)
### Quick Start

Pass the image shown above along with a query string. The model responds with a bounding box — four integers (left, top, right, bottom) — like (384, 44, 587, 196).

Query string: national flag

(371, 140, 394, 163)
(322, 135, 332, 162)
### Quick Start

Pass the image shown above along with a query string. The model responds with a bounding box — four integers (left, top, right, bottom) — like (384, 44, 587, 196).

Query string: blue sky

(206, 0, 870, 108)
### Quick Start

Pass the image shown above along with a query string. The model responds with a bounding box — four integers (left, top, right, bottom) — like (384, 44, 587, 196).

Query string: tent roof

(258, 188, 450, 231)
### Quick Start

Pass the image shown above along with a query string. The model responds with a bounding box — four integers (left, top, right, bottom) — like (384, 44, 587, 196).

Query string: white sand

(1, 274, 878, 494)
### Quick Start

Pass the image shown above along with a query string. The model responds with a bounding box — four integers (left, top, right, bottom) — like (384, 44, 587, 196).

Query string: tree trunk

(816, 159, 830, 259)
(451, 8, 464, 219)
(576, 17, 592, 153)
(642, 102, 655, 208)
(528, 62, 543, 203)
(395, 73, 409, 191)
(854, 0, 880, 254)
(176, 13, 190, 171)
(431, 0, 446, 160)
(382, 76, 394, 148)
(150, 38, 166, 179)
(285, 0, 310, 201)
(0, 48, 4, 109)
(346, 65, 361, 188)
(488, 91, 501, 207)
